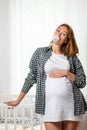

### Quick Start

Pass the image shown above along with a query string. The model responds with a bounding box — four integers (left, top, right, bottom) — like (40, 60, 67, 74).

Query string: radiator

(0, 104, 43, 130)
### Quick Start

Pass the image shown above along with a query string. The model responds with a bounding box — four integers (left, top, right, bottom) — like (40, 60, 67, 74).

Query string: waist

(45, 76, 72, 90)
(46, 76, 71, 83)
(45, 76, 73, 97)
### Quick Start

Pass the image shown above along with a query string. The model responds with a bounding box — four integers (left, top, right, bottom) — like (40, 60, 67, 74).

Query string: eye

(63, 33, 66, 36)
(56, 29, 60, 32)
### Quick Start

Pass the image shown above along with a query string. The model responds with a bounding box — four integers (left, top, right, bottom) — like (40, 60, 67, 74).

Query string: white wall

(0, 0, 87, 95)
(0, 0, 10, 93)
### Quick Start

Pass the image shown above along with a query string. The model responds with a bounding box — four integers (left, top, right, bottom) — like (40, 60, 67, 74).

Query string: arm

(71, 55, 86, 88)
(4, 92, 26, 106)
(21, 48, 39, 93)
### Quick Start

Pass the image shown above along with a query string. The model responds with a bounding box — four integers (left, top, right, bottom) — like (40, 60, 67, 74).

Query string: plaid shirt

(21, 46, 87, 115)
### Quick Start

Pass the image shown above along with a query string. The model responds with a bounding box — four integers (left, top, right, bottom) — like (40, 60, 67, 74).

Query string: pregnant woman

(5, 23, 87, 130)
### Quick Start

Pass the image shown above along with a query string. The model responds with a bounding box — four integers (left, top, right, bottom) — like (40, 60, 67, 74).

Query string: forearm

(16, 92, 26, 104)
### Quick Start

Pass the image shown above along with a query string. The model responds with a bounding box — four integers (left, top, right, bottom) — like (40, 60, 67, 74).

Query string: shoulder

(31, 46, 49, 59)
(72, 54, 81, 63)
(72, 54, 79, 60)
(71, 55, 83, 67)
(68, 54, 79, 61)
(35, 46, 50, 53)
(68, 54, 82, 67)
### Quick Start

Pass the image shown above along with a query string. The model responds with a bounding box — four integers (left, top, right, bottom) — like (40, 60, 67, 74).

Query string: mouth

(52, 35, 59, 43)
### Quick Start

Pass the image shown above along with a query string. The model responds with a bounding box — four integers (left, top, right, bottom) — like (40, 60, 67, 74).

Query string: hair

(50, 23, 79, 57)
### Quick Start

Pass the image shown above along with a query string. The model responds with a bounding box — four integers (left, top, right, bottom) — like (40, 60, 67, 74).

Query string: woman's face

(53, 25, 68, 46)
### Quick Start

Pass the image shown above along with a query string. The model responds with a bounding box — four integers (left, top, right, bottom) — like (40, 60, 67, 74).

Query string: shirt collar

(45, 45, 52, 52)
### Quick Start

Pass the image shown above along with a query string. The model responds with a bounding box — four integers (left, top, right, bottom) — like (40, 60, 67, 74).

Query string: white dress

(43, 52, 83, 122)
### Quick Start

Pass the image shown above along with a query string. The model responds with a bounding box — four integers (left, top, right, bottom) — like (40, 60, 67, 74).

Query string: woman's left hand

(48, 70, 67, 78)
(66, 71, 75, 81)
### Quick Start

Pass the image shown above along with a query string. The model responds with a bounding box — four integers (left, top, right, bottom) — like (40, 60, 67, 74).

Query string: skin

(4, 92, 26, 106)
(4, 25, 79, 130)
(44, 121, 79, 130)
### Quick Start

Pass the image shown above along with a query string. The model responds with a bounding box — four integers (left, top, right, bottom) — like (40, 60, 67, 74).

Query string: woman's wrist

(16, 92, 26, 103)
(64, 70, 68, 76)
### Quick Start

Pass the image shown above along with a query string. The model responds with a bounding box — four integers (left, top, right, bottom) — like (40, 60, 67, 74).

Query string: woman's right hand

(48, 69, 68, 78)
(4, 100, 20, 106)
(4, 92, 26, 106)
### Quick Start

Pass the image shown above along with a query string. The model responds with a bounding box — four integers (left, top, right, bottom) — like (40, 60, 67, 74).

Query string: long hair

(50, 23, 79, 57)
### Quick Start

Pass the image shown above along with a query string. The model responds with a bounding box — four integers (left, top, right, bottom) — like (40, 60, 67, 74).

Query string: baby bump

(45, 76, 73, 97)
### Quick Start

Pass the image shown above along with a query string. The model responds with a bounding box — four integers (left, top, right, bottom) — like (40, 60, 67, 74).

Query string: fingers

(48, 73, 55, 77)
(66, 72, 75, 81)
(3, 101, 16, 106)
(4, 101, 12, 106)
(3, 102, 14, 110)
(3, 101, 9, 105)
(48, 70, 63, 78)
(49, 71, 59, 78)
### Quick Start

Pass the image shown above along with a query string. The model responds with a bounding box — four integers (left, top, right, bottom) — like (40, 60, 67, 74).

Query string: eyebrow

(57, 28, 68, 34)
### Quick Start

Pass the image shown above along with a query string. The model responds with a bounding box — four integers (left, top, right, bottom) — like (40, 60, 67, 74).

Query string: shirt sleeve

(21, 48, 39, 93)
(72, 55, 86, 88)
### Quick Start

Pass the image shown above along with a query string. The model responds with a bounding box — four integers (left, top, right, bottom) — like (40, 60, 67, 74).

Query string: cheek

(63, 36, 67, 41)
(54, 32, 58, 35)
(61, 37, 66, 42)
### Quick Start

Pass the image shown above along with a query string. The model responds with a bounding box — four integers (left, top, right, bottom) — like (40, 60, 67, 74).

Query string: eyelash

(57, 30, 66, 36)
(57, 30, 60, 32)
(63, 33, 66, 36)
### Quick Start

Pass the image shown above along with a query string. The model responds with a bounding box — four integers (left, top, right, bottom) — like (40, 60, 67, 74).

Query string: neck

(51, 43, 63, 54)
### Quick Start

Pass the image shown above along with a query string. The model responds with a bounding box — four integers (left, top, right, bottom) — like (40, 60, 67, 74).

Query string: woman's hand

(4, 92, 26, 106)
(48, 69, 67, 78)
(66, 71, 75, 81)
(48, 69, 75, 81)
(4, 100, 19, 106)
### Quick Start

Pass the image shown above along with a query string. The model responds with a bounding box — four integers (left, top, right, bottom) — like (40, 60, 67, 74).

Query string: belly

(45, 76, 73, 98)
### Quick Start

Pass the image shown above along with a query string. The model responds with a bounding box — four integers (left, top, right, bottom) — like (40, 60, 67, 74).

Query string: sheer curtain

(9, 0, 87, 95)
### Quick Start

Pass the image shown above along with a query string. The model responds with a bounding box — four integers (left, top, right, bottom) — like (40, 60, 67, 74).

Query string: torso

(45, 51, 73, 98)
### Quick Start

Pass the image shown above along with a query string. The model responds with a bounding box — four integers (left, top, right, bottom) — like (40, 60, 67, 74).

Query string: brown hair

(50, 23, 79, 57)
